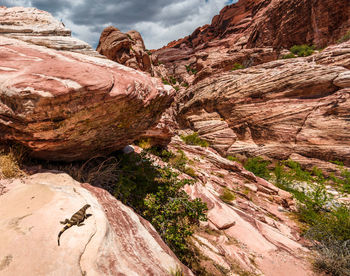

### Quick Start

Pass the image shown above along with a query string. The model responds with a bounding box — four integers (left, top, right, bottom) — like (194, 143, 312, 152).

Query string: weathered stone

(0, 173, 192, 275)
(178, 54, 350, 165)
(0, 7, 175, 161)
(97, 26, 153, 73)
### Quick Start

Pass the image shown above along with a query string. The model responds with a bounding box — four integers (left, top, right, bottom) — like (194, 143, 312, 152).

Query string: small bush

(136, 138, 152, 150)
(174, 85, 179, 92)
(161, 77, 170, 85)
(169, 150, 188, 172)
(219, 188, 236, 203)
(281, 53, 296, 59)
(181, 82, 189, 88)
(290, 44, 315, 57)
(180, 133, 209, 147)
(337, 30, 350, 44)
(0, 146, 25, 179)
(185, 65, 197, 75)
(169, 266, 184, 276)
(184, 167, 197, 178)
(244, 157, 270, 180)
(231, 63, 245, 70)
(146, 146, 175, 162)
(227, 155, 240, 162)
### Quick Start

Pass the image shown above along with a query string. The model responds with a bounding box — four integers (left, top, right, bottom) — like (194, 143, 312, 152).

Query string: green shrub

(219, 188, 236, 203)
(169, 149, 188, 172)
(180, 132, 209, 147)
(281, 53, 296, 59)
(184, 166, 197, 178)
(169, 76, 177, 85)
(227, 155, 240, 162)
(181, 82, 189, 88)
(161, 77, 170, 85)
(174, 85, 179, 92)
(185, 65, 197, 75)
(146, 146, 175, 162)
(244, 157, 270, 180)
(115, 153, 207, 259)
(231, 63, 245, 70)
(290, 44, 315, 57)
(337, 30, 350, 44)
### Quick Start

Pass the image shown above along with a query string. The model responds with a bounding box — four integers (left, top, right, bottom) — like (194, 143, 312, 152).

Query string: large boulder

(0, 173, 192, 275)
(97, 26, 153, 73)
(0, 7, 174, 161)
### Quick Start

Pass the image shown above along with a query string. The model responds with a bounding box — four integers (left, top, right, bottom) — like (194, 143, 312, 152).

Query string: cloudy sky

(1, 0, 237, 49)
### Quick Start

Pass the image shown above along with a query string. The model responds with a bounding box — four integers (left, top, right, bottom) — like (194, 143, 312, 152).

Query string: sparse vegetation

(272, 160, 350, 276)
(231, 63, 245, 70)
(185, 64, 197, 75)
(281, 53, 296, 59)
(174, 85, 179, 92)
(244, 157, 270, 180)
(135, 138, 152, 149)
(181, 82, 189, 88)
(219, 188, 236, 203)
(162, 77, 171, 85)
(180, 132, 209, 147)
(227, 155, 240, 162)
(290, 44, 315, 57)
(337, 30, 350, 44)
(169, 149, 189, 172)
(169, 266, 184, 276)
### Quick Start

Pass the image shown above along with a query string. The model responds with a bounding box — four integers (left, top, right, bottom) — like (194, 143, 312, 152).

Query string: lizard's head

(84, 204, 91, 209)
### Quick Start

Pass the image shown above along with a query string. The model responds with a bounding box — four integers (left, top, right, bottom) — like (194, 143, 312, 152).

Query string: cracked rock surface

(0, 173, 192, 276)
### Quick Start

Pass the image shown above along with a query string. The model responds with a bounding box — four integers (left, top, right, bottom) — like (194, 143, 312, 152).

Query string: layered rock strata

(177, 42, 350, 166)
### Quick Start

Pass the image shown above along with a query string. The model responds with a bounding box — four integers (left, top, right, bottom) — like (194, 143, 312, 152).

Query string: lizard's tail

(58, 224, 71, 246)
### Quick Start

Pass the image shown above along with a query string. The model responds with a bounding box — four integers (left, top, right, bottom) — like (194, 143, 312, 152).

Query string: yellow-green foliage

(219, 188, 236, 203)
(290, 44, 315, 57)
(136, 138, 152, 150)
(180, 132, 209, 147)
(231, 63, 245, 70)
(337, 30, 350, 44)
(169, 266, 184, 276)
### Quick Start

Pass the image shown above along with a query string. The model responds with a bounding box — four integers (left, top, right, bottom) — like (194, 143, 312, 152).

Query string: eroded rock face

(97, 26, 153, 73)
(0, 7, 100, 56)
(0, 173, 192, 275)
(0, 7, 174, 161)
(151, 0, 349, 85)
(178, 43, 350, 166)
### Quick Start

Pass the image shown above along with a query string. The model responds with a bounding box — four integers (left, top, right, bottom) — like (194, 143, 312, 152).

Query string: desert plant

(227, 155, 240, 162)
(169, 150, 188, 172)
(185, 65, 197, 75)
(337, 30, 350, 44)
(219, 188, 236, 203)
(136, 138, 152, 150)
(281, 53, 296, 59)
(290, 44, 315, 57)
(244, 157, 270, 180)
(0, 146, 26, 179)
(231, 63, 245, 70)
(180, 132, 209, 147)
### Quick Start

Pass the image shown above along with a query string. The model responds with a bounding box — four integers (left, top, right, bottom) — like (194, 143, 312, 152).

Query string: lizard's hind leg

(60, 219, 70, 224)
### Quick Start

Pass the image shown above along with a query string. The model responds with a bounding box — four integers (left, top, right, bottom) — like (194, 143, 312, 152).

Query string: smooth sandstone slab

(0, 173, 192, 276)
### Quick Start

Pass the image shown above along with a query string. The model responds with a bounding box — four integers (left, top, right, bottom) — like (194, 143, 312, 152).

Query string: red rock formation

(0, 7, 174, 161)
(151, 0, 349, 85)
(0, 173, 192, 275)
(177, 42, 350, 166)
(97, 26, 153, 73)
(163, 0, 350, 50)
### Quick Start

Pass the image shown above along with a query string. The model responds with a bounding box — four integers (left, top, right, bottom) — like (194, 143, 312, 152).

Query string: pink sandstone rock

(0, 173, 192, 275)
(0, 7, 175, 161)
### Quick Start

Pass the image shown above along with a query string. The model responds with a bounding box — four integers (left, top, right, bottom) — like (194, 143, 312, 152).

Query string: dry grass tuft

(0, 146, 26, 179)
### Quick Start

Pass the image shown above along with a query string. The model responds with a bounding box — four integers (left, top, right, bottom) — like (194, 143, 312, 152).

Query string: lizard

(58, 204, 91, 246)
